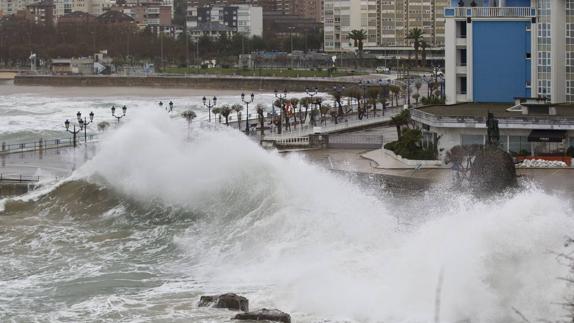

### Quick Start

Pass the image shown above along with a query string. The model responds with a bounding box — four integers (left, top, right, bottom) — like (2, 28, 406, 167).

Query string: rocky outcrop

(470, 147, 517, 195)
(234, 308, 291, 323)
(198, 293, 249, 312)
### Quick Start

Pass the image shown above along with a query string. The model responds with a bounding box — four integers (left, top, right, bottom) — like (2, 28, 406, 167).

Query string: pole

(185, 28, 189, 74)
(245, 102, 249, 134)
(73, 125, 77, 148)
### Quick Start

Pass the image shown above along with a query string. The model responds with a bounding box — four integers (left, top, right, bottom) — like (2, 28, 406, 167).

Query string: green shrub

(384, 128, 438, 160)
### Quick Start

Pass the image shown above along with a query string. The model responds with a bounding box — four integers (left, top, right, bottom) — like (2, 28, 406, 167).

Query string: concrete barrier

(14, 75, 356, 92)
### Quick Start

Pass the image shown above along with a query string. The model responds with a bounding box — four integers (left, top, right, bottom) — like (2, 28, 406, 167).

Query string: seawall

(14, 75, 356, 92)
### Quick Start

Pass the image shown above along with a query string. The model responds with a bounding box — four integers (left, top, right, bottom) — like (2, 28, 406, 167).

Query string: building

(25, 0, 54, 24)
(53, 0, 110, 19)
(444, 0, 573, 105)
(57, 10, 95, 24)
(1, 0, 39, 16)
(411, 98, 574, 163)
(324, 0, 448, 52)
(96, 9, 134, 24)
(189, 21, 235, 40)
(186, 4, 263, 38)
(323, 0, 378, 52)
(263, 11, 321, 38)
(444, 0, 536, 104)
(111, 4, 172, 28)
(293, 0, 322, 23)
(186, 0, 289, 14)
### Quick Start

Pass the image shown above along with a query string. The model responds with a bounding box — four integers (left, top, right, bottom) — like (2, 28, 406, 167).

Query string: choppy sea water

(0, 84, 573, 322)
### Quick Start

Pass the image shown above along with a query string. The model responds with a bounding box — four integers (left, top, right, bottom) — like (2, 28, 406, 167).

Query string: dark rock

(470, 147, 517, 195)
(234, 308, 291, 323)
(198, 293, 249, 312)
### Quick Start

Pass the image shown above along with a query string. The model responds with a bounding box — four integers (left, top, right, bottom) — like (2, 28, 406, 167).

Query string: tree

(219, 105, 232, 125)
(348, 29, 367, 63)
(389, 85, 402, 107)
(367, 87, 381, 117)
(211, 107, 221, 123)
(319, 103, 331, 126)
(97, 121, 110, 132)
(181, 110, 197, 139)
(412, 93, 421, 105)
(390, 109, 411, 139)
(406, 28, 424, 66)
(232, 104, 243, 129)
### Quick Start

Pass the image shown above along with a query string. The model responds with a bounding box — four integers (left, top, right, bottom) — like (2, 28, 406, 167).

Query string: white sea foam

(74, 109, 574, 322)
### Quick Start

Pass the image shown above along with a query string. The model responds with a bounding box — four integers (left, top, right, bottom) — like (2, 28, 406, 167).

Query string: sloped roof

(96, 10, 134, 23)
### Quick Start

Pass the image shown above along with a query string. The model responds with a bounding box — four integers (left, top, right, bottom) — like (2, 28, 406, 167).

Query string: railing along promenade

(447, 7, 535, 18)
(411, 109, 574, 130)
(265, 112, 394, 141)
(0, 135, 97, 155)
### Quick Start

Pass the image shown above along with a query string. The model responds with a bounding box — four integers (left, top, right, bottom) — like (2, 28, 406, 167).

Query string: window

(461, 135, 484, 146)
(509, 136, 530, 156)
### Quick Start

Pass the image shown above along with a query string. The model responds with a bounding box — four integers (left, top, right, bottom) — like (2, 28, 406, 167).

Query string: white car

(376, 66, 390, 74)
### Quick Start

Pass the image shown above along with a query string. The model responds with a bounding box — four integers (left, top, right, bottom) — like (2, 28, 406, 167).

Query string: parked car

(375, 66, 390, 74)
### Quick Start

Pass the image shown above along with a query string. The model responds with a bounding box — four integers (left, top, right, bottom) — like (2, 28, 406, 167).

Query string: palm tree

(367, 87, 381, 117)
(348, 29, 367, 63)
(97, 121, 110, 132)
(320, 103, 331, 126)
(219, 105, 232, 126)
(289, 98, 300, 128)
(406, 28, 424, 66)
(412, 93, 421, 105)
(299, 97, 312, 123)
(389, 85, 402, 107)
(420, 40, 428, 67)
(390, 109, 411, 139)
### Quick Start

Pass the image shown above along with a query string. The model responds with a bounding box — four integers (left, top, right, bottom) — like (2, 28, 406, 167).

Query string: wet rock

(470, 147, 517, 195)
(198, 293, 249, 312)
(234, 308, 291, 323)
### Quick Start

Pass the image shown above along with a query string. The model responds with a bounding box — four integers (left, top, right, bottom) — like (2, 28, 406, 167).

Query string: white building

(323, 0, 378, 52)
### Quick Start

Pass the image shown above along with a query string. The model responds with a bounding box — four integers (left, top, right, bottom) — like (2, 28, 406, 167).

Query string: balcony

(444, 7, 535, 18)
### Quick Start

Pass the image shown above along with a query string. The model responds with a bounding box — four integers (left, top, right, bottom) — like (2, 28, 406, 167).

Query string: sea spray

(0, 109, 572, 322)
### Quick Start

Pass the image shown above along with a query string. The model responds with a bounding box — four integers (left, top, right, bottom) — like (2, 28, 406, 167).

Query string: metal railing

(411, 109, 574, 129)
(274, 136, 310, 146)
(266, 113, 393, 140)
(0, 174, 40, 182)
(447, 7, 534, 18)
(0, 134, 98, 154)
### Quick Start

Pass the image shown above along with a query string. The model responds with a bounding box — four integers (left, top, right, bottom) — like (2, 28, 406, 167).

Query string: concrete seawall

(14, 75, 356, 92)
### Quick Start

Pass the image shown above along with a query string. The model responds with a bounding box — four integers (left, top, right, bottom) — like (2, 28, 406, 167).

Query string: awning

(527, 130, 567, 142)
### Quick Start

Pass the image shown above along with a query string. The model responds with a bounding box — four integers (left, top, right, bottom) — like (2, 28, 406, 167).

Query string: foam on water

(66, 110, 574, 322)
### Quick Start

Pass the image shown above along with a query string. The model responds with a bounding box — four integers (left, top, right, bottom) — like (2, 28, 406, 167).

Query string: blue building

(444, 0, 537, 104)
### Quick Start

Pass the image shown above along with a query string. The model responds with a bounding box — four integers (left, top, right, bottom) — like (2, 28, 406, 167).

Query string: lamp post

(274, 89, 287, 134)
(333, 85, 345, 119)
(306, 86, 319, 126)
(111, 105, 127, 124)
(168, 101, 174, 112)
(202, 96, 217, 122)
(159, 101, 164, 109)
(241, 93, 255, 134)
(64, 119, 82, 148)
(358, 81, 370, 119)
(76, 111, 94, 144)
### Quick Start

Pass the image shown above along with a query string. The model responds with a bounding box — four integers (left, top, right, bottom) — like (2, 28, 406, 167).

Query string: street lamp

(274, 89, 288, 134)
(159, 101, 164, 109)
(168, 101, 174, 112)
(202, 96, 217, 122)
(76, 111, 94, 144)
(306, 86, 320, 126)
(241, 93, 255, 134)
(64, 118, 82, 148)
(111, 105, 127, 124)
(333, 85, 345, 119)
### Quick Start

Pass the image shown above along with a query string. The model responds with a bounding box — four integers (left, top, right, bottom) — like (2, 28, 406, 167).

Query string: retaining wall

(14, 75, 355, 92)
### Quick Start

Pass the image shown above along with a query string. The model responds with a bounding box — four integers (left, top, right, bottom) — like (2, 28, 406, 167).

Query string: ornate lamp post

(64, 119, 82, 148)
(274, 89, 288, 134)
(202, 96, 217, 122)
(332, 85, 345, 119)
(306, 86, 320, 126)
(76, 111, 94, 144)
(111, 105, 127, 124)
(241, 93, 255, 134)
(168, 101, 174, 112)
(159, 101, 164, 109)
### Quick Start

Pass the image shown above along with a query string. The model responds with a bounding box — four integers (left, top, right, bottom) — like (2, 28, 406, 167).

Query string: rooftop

(417, 103, 574, 118)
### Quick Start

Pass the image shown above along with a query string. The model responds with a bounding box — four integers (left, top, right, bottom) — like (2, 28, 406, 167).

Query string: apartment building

(444, 0, 573, 104)
(323, 0, 378, 51)
(186, 4, 263, 38)
(324, 0, 448, 52)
